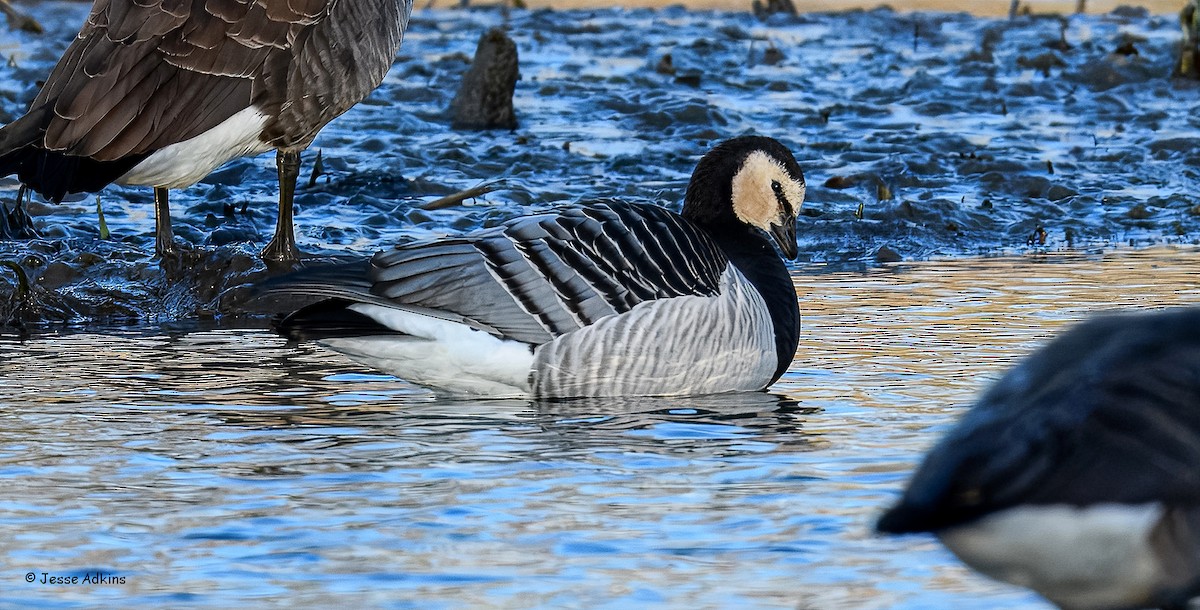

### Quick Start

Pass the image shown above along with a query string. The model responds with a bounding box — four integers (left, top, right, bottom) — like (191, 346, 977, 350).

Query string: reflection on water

(1, 248, 1198, 608)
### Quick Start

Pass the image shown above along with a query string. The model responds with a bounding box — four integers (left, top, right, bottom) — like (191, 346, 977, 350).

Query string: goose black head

(682, 136, 805, 259)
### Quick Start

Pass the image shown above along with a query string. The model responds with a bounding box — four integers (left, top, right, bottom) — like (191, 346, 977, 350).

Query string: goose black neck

(703, 223, 800, 385)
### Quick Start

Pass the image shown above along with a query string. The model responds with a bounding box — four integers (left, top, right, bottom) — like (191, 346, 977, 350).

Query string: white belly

(939, 503, 1167, 610)
(320, 304, 536, 398)
(117, 107, 274, 189)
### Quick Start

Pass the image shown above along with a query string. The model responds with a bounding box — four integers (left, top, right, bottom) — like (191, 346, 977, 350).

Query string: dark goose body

(0, 0, 412, 259)
(258, 136, 805, 398)
(878, 307, 1200, 610)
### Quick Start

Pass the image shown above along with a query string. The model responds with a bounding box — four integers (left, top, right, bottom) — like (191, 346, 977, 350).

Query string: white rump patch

(119, 107, 274, 188)
(319, 303, 535, 397)
(939, 503, 1166, 610)
(729, 150, 805, 231)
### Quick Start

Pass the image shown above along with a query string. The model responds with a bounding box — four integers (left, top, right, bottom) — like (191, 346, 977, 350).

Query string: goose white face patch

(730, 150, 805, 231)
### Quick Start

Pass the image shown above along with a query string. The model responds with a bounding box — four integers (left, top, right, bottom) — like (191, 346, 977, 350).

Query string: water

(3, 248, 1199, 608)
(1, 2, 1197, 606)
(1, 4, 1199, 320)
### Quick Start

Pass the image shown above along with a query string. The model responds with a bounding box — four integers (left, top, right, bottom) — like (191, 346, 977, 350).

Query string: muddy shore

(0, 2, 1197, 325)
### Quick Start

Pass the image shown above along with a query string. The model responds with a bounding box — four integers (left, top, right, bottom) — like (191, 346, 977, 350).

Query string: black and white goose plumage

(877, 307, 1200, 610)
(0, 0, 413, 261)
(259, 136, 804, 397)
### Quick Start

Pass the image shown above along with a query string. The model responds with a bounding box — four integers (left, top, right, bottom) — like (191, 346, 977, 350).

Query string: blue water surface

(6, 249, 1200, 607)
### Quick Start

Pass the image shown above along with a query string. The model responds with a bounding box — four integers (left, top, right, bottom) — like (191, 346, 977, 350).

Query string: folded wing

(362, 201, 731, 345)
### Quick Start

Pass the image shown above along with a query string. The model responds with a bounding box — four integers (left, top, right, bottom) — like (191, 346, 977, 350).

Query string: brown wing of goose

(35, 0, 326, 160)
(0, 0, 410, 199)
(262, 0, 411, 148)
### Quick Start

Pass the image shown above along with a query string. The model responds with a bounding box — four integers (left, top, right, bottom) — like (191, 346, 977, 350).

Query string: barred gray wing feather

(367, 201, 730, 345)
(257, 260, 501, 335)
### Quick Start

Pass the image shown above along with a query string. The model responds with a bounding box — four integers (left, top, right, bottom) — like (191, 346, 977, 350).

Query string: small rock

(1127, 204, 1152, 219)
(37, 262, 77, 289)
(1113, 40, 1138, 56)
(1046, 185, 1077, 201)
(1016, 52, 1066, 77)
(655, 54, 676, 75)
(874, 246, 902, 263)
(752, 0, 796, 18)
(206, 227, 259, 247)
(762, 45, 785, 65)
(674, 72, 702, 87)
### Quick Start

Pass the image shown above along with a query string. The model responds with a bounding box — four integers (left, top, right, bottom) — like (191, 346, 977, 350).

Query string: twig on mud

(96, 196, 110, 240)
(0, 261, 28, 300)
(307, 149, 325, 188)
(0, 0, 43, 34)
(421, 180, 503, 210)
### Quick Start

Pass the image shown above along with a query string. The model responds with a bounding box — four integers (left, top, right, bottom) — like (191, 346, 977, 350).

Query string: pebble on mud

(1016, 52, 1066, 77)
(674, 72, 702, 87)
(36, 261, 77, 290)
(762, 44, 785, 65)
(874, 246, 902, 264)
(1127, 203, 1153, 220)
(450, 27, 519, 130)
(655, 54, 676, 75)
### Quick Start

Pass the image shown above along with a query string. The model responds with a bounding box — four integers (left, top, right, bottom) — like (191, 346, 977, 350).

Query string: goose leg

(262, 149, 302, 263)
(153, 187, 178, 259)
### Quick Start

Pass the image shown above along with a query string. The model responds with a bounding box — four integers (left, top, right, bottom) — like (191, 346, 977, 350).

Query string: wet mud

(0, 3, 1196, 325)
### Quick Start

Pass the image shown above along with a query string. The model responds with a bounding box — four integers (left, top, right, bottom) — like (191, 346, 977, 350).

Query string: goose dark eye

(770, 180, 792, 215)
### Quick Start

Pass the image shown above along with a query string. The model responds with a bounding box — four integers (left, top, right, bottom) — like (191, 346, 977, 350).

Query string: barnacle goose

(0, 0, 413, 262)
(877, 307, 1200, 610)
(258, 136, 805, 397)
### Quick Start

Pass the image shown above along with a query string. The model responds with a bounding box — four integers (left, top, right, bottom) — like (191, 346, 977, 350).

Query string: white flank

(118, 107, 274, 188)
(319, 303, 535, 397)
(939, 503, 1166, 610)
(531, 266, 777, 397)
